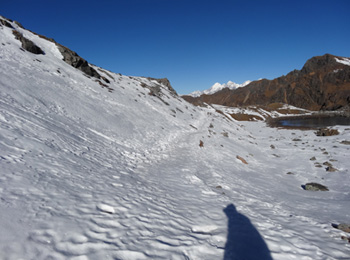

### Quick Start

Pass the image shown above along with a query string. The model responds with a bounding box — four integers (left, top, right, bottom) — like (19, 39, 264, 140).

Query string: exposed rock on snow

(146, 77, 177, 96)
(315, 128, 339, 136)
(12, 30, 44, 54)
(326, 166, 338, 172)
(57, 44, 101, 78)
(332, 223, 350, 233)
(303, 183, 329, 191)
(0, 17, 14, 28)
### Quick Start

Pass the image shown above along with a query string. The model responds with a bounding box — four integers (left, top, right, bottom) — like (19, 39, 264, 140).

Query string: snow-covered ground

(1, 17, 350, 259)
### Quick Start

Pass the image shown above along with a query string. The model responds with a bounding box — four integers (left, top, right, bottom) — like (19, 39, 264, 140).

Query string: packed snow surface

(1, 17, 350, 259)
(188, 80, 251, 97)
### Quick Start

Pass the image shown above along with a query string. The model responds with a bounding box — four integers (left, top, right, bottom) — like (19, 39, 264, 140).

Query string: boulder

(302, 182, 329, 191)
(332, 223, 350, 233)
(315, 128, 339, 136)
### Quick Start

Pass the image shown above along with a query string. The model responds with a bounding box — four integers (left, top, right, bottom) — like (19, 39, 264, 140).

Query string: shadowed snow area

(1, 17, 350, 259)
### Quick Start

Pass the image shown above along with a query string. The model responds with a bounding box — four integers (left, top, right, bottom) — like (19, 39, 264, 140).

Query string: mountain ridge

(183, 53, 350, 111)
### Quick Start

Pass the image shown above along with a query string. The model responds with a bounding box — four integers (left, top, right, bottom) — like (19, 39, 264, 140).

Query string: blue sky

(2, 0, 350, 94)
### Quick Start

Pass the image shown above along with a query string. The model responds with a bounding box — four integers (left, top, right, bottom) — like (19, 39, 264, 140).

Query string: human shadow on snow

(223, 204, 273, 260)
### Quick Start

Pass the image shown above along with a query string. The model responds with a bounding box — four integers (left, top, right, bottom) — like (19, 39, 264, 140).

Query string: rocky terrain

(183, 54, 350, 111)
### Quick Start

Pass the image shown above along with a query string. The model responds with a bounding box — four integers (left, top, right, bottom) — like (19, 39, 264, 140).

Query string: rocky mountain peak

(184, 54, 350, 111)
(301, 54, 340, 74)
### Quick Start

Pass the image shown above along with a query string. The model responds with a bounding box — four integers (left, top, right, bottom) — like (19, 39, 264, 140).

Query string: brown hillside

(183, 54, 350, 111)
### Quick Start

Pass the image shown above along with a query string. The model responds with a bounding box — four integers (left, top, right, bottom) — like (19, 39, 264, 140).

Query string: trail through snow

(0, 16, 350, 259)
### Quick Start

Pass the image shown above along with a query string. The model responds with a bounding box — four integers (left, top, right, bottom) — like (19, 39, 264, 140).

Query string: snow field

(1, 17, 350, 259)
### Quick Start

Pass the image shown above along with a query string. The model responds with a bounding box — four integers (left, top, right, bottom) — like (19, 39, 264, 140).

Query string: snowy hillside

(1, 16, 350, 259)
(188, 80, 251, 97)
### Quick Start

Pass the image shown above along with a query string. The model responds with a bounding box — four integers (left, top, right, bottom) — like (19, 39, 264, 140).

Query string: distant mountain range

(189, 80, 252, 97)
(183, 54, 350, 111)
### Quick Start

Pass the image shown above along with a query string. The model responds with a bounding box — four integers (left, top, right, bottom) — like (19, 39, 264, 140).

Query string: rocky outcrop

(332, 223, 350, 233)
(183, 54, 350, 111)
(12, 30, 45, 55)
(2, 16, 101, 79)
(56, 44, 100, 78)
(0, 17, 14, 29)
(147, 77, 178, 96)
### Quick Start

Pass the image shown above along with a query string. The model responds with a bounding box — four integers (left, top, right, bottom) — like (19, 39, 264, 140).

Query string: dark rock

(199, 140, 204, 148)
(340, 140, 350, 145)
(326, 166, 337, 172)
(323, 161, 332, 167)
(332, 223, 350, 233)
(302, 182, 329, 191)
(56, 44, 100, 78)
(315, 128, 339, 136)
(0, 18, 14, 28)
(314, 163, 323, 168)
(310, 156, 316, 161)
(12, 30, 44, 55)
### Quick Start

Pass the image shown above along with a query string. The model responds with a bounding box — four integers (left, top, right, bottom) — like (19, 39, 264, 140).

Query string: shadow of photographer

(223, 204, 273, 260)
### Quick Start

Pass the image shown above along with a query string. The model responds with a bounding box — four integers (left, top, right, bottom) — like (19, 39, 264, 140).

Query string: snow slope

(1, 17, 350, 259)
(188, 80, 251, 97)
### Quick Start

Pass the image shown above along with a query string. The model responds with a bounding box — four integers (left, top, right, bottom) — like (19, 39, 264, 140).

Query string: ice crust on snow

(1, 16, 350, 259)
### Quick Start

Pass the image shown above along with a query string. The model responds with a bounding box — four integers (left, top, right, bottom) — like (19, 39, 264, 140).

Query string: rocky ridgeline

(1, 16, 178, 94)
(0, 16, 102, 79)
(183, 54, 350, 111)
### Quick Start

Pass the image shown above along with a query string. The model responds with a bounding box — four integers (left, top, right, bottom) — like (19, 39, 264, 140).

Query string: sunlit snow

(335, 57, 350, 66)
(1, 16, 350, 259)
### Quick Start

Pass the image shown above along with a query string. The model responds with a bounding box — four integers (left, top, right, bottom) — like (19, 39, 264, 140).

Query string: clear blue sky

(2, 0, 350, 94)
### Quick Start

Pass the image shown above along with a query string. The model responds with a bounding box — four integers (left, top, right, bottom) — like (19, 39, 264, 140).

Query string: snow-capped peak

(188, 80, 251, 97)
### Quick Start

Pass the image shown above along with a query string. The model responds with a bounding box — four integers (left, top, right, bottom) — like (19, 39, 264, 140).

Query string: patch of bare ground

(230, 113, 263, 121)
